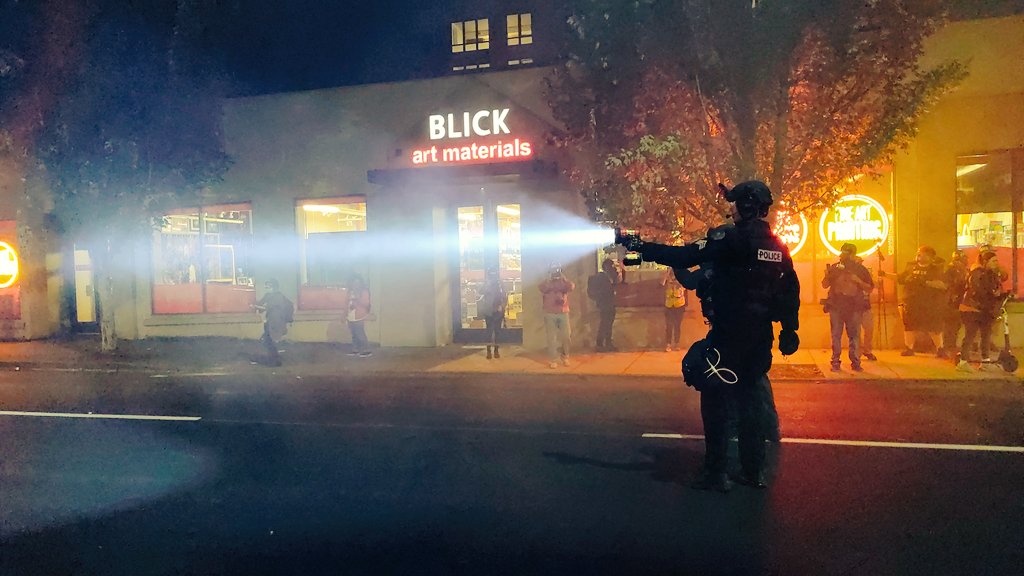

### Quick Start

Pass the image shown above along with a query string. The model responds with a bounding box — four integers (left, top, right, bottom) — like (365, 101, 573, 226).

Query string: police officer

(616, 180, 800, 492)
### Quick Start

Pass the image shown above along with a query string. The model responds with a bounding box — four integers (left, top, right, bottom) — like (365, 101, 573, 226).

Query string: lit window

(507, 13, 533, 46)
(152, 203, 255, 314)
(296, 197, 368, 310)
(508, 58, 534, 66)
(955, 151, 1024, 293)
(452, 19, 490, 53)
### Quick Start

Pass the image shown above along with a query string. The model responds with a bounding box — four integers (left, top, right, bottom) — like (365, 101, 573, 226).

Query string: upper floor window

(507, 13, 533, 46)
(452, 19, 490, 53)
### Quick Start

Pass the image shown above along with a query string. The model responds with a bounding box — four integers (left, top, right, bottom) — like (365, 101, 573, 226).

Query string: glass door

(72, 246, 98, 332)
(453, 202, 522, 343)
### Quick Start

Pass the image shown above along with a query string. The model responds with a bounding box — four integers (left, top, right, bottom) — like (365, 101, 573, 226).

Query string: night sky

(209, 0, 469, 96)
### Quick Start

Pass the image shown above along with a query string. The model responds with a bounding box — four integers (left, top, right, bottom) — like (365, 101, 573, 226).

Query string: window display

(152, 203, 255, 314)
(956, 151, 1022, 293)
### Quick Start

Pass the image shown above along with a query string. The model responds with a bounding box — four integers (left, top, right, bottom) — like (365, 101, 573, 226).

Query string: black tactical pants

(596, 306, 616, 349)
(700, 373, 769, 476)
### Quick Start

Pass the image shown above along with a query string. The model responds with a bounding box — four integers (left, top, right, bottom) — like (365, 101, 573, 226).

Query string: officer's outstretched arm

(638, 241, 713, 270)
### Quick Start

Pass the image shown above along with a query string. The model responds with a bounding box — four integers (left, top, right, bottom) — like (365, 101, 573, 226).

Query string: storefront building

(55, 13, 1024, 352)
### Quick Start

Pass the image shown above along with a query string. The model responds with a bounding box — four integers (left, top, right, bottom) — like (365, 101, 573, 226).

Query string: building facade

(3, 12, 1023, 354)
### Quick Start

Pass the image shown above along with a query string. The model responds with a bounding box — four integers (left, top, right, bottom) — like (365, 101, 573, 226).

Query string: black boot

(486, 345, 493, 359)
(493, 346, 500, 358)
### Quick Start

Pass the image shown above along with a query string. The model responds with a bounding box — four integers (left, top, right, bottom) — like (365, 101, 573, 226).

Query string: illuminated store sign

(818, 194, 889, 256)
(773, 211, 808, 256)
(0, 241, 19, 288)
(411, 107, 533, 166)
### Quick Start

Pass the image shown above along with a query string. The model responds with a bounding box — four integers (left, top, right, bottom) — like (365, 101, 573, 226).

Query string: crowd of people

(249, 242, 1009, 377)
(823, 243, 1009, 372)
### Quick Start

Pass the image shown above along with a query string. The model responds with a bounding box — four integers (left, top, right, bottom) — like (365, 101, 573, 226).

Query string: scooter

(980, 293, 1018, 373)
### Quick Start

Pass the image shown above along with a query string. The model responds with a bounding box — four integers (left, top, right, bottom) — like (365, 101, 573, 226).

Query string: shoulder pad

(708, 224, 734, 241)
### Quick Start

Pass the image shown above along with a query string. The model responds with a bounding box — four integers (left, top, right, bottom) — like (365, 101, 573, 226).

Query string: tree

(34, 0, 231, 351)
(546, 0, 967, 241)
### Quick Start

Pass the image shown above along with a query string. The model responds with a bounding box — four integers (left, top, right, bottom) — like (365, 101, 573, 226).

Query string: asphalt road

(1, 370, 1022, 576)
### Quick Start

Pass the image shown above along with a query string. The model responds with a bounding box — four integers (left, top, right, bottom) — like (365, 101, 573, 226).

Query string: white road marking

(150, 372, 229, 378)
(0, 410, 201, 422)
(642, 433, 1024, 453)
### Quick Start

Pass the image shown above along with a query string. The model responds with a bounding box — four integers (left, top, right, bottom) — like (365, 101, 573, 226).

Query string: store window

(152, 203, 255, 314)
(296, 197, 367, 310)
(955, 151, 1023, 293)
(454, 203, 523, 342)
(507, 13, 533, 46)
(451, 19, 489, 53)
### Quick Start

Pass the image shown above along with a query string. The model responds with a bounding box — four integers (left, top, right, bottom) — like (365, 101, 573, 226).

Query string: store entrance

(452, 202, 523, 343)
(70, 246, 98, 333)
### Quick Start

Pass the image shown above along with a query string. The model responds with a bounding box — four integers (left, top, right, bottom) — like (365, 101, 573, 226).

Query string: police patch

(757, 249, 783, 262)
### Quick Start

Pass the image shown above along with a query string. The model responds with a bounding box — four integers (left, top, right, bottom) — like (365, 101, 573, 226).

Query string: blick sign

(412, 108, 534, 166)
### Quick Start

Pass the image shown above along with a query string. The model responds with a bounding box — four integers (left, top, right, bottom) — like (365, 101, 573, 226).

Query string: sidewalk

(0, 336, 1021, 382)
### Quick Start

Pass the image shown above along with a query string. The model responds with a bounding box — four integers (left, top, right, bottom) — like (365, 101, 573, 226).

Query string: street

(1, 369, 1022, 575)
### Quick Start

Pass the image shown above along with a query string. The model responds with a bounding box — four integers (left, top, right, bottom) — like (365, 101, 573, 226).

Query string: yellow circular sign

(818, 195, 889, 257)
(0, 241, 20, 288)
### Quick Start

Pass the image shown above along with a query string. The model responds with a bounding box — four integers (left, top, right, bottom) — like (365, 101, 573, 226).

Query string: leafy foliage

(36, 0, 231, 248)
(547, 0, 967, 240)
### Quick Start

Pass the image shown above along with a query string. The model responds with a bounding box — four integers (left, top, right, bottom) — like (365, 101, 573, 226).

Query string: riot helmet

(723, 180, 773, 220)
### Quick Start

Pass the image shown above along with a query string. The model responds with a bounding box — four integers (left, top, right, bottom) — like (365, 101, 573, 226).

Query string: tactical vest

(704, 221, 792, 325)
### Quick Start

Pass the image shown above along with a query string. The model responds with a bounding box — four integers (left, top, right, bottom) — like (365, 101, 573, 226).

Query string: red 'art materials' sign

(410, 108, 534, 166)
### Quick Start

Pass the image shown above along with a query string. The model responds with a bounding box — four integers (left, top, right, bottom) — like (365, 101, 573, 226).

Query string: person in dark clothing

(588, 258, 619, 351)
(957, 249, 1004, 370)
(941, 249, 969, 359)
(895, 245, 946, 356)
(252, 278, 293, 367)
(480, 267, 506, 359)
(617, 180, 800, 492)
(822, 243, 873, 372)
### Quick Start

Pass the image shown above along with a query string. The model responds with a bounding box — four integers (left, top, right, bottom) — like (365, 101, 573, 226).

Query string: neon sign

(0, 241, 19, 288)
(773, 211, 808, 256)
(411, 107, 534, 166)
(818, 194, 889, 257)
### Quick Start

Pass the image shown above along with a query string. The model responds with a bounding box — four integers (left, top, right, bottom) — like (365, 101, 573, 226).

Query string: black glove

(614, 227, 644, 252)
(779, 329, 799, 356)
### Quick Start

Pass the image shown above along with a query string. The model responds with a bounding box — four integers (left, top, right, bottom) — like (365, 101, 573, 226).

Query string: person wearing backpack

(957, 249, 1004, 371)
(253, 278, 294, 367)
(480, 266, 506, 359)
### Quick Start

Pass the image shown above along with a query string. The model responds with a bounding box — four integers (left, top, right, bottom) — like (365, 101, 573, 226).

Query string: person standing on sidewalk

(957, 249, 1004, 370)
(942, 249, 969, 359)
(480, 267, 506, 359)
(587, 258, 619, 352)
(894, 245, 946, 356)
(539, 265, 575, 368)
(661, 267, 688, 352)
(822, 243, 873, 372)
(347, 274, 373, 357)
(854, 254, 878, 361)
(252, 278, 293, 367)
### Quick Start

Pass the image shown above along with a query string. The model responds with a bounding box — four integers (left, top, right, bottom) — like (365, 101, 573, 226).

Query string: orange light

(774, 211, 809, 256)
(818, 195, 889, 257)
(0, 241, 19, 288)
